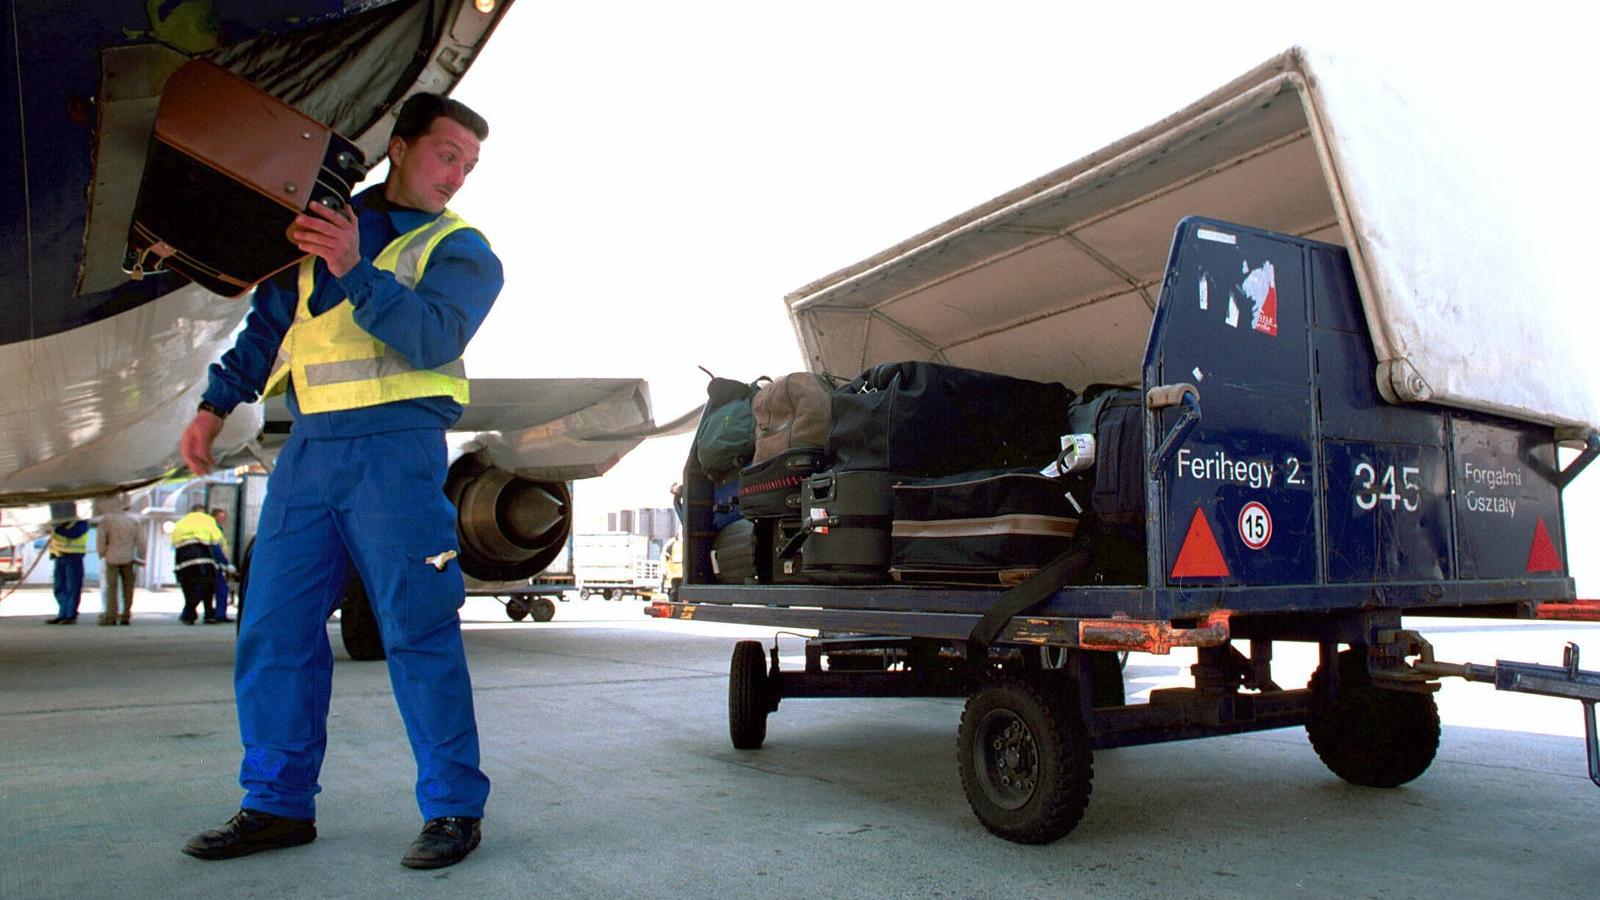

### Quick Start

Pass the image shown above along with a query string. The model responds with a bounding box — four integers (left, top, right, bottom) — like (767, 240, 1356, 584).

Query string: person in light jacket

(95, 496, 145, 625)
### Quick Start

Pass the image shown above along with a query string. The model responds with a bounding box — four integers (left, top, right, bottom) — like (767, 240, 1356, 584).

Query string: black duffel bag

(826, 361, 1074, 477)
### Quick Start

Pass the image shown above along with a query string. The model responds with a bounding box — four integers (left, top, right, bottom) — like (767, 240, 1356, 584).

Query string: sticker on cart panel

(1238, 501, 1272, 550)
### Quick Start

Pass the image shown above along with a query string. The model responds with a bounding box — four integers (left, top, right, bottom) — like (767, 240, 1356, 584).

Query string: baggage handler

(169, 505, 223, 624)
(175, 93, 502, 870)
(43, 514, 89, 624)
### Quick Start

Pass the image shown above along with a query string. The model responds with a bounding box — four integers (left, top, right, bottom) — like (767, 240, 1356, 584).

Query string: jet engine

(444, 451, 572, 582)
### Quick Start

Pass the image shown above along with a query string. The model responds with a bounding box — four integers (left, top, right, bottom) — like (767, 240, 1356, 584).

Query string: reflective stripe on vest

(262, 209, 475, 413)
(48, 529, 88, 555)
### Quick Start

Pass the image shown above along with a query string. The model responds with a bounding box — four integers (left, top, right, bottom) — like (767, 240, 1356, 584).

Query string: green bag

(694, 372, 769, 482)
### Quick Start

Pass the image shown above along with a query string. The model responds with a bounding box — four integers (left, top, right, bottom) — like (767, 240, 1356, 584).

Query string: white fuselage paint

(0, 281, 260, 502)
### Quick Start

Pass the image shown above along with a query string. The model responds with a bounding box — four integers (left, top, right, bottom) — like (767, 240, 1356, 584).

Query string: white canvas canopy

(787, 46, 1599, 434)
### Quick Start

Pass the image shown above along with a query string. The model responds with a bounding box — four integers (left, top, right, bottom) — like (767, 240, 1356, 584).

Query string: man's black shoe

(182, 809, 316, 860)
(401, 817, 481, 869)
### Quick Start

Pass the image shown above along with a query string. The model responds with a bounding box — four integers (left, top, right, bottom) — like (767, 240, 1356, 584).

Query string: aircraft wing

(252, 378, 699, 480)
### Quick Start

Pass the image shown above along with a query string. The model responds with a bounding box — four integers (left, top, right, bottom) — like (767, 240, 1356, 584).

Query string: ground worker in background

(176, 93, 501, 871)
(209, 507, 233, 624)
(44, 512, 88, 624)
(95, 496, 145, 625)
(170, 504, 223, 624)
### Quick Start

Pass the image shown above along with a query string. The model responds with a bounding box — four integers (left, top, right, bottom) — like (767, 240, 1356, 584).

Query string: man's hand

(179, 410, 226, 475)
(289, 201, 361, 277)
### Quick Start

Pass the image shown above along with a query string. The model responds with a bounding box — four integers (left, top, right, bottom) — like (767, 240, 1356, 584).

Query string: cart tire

(505, 597, 531, 621)
(1307, 649, 1440, 788)
(729, 641, 771, 750)
(339, 577, 386, 662)
(958, 675, 1093, 844)
(532, 597, 556, 622)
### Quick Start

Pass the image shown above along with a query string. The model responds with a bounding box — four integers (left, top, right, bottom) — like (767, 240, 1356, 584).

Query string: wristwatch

(198, 400, 229, 420)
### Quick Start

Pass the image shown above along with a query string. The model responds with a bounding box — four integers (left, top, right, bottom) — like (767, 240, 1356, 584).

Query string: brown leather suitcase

(125, 59, 368, 296)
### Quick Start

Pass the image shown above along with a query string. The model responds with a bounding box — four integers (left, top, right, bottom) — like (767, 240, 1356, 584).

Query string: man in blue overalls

(44, 514, 89, 624)
(177, 93, 501, 870)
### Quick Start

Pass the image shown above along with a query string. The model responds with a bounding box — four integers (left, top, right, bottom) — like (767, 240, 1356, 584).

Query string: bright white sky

(444, 1, 1600, 588)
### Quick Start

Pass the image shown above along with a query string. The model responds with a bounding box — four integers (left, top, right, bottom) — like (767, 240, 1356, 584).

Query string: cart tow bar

(1379, 631, 1600, 787)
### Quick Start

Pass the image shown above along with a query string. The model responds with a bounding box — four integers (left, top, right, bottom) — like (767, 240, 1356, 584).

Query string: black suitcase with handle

(801, 470, 906, 585)
(125, 59, 368, 297)
(738, 447, 827, 519)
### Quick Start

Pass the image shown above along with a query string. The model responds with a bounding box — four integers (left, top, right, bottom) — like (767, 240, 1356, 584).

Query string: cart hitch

(1379, 631, 1600, 788)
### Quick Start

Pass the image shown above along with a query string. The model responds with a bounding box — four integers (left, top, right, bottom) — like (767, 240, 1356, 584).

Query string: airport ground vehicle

(0, 543, 20, 583)
(648, 48, 1600, 844)
(574, 532, 658, 600)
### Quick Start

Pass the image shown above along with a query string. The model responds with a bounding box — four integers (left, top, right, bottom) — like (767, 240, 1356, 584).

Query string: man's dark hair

(392, 93, 489, 143)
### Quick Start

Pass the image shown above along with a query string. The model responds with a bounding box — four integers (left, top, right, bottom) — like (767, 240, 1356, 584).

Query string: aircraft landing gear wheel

(958, 675, 1093, 844)
(505, 597, 531, 621)
(729, 640, 774, 750)
(339, 577, 385, 661)
(531, 597, 556, 622)
(1307, 648, 1440, 788)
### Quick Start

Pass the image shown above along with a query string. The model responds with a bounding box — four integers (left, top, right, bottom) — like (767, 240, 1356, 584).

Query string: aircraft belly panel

(0, 282, 255, 501)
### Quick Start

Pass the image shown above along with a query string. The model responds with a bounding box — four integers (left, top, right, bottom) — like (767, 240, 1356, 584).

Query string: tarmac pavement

(1, 585, 1597, 899)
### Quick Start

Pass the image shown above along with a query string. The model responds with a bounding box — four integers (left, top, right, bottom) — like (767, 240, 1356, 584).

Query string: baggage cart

(647, 48, 1600, 844)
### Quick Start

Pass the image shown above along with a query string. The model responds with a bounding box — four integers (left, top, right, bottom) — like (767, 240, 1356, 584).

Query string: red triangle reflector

(1171, 508, 1231, 579)
(1527, 517, 1563, 573)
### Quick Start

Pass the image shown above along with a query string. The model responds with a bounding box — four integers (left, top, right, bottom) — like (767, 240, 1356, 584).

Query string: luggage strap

(967, 544, 1094, 652)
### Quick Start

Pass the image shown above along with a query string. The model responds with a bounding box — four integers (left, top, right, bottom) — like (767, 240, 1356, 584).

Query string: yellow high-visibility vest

(48, 526, 88, 556)
(170, 512, 223, 549)
(261, 209, 475, 413)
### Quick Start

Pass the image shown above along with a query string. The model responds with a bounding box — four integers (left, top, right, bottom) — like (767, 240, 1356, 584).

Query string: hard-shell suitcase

(802, 470, 904, 584)
(890, 470, 1083, 585)
(738, 447, 827, 519)
(826, 361, 1074, 477)
(125, 58, 368, 297)
(711, 518, 757, 584)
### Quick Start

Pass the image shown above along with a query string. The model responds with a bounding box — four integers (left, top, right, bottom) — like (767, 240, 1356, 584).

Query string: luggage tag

(1040, 433, 1096, 477)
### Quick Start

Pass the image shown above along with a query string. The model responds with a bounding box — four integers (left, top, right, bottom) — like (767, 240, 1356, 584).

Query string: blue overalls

(203, 187, 503, 821)
(50, 521, 89, 621)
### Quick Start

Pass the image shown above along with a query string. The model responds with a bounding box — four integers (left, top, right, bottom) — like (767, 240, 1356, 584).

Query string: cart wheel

(531, 597, 556, 622)
(958, 675, 1093, 844)
(1307, 649, 1440, 788)
(729, 640, 772, 750)
(505, 597, 531, 621)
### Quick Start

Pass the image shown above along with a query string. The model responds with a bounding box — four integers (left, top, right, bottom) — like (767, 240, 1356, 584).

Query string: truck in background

(574, 532, 657, 600)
